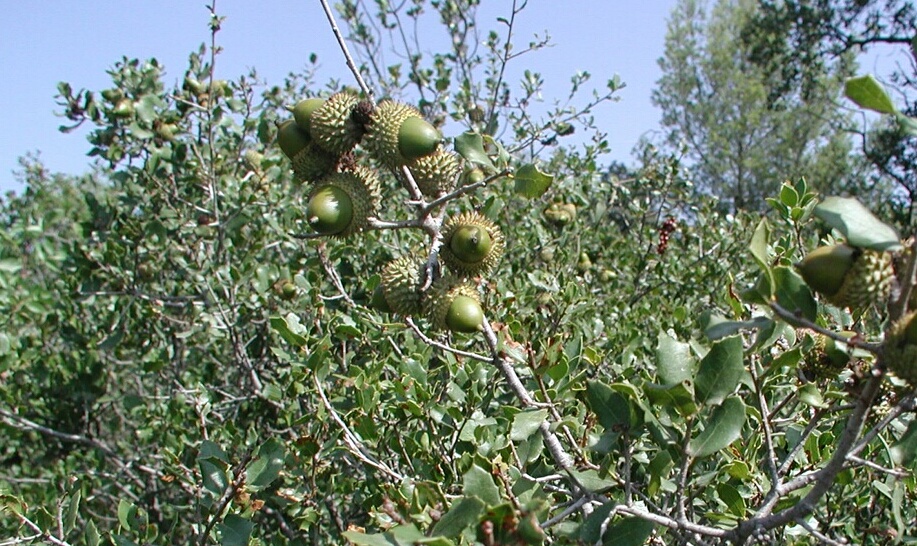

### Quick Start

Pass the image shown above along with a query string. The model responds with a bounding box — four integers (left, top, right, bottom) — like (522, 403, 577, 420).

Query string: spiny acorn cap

(292, 141, 338, 182)
(380, 255, 425, 316)
(801, 332, 855, 381)
(832, 249, 894, 311)
(310, 91, 363, 155)
(797, 244, 894, 311)
(440, 211, 505, 277)
(407, 148, 461, 197)
(423, 276, 484, 332)
(365, 100, 442, 167)
(306, 166, 381, 237)
(882, 312, 917, 385)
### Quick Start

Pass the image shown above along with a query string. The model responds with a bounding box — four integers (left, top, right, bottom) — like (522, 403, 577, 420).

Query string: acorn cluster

(277, 91, 504, 334)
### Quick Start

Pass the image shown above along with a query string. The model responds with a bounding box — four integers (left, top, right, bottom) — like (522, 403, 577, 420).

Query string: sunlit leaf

(694, 335, 743, 406)
(814, 197, 901, 251)
(431, 496, 485, 538)
(463, 465, 500, 506)
(454, 131, 495, 172)
(655, 332, 696, 385)
(604, 517, 656, 546)
(687, 396, 746, 458)
(513, 164, 554, 198)
(773, 266, 817, 323)
(844, 75, 897, 115)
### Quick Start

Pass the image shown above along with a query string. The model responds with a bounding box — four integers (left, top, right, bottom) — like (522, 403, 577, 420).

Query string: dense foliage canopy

(2, 2, 916, 545)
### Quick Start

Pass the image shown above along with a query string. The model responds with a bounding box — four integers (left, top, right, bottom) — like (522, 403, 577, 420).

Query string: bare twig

(312, 374, 405, 482)
(319, 0, 374, 99)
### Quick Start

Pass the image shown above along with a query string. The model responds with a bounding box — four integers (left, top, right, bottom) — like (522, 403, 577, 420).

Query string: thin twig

(312, 374, 405, 482)
(769, 301, 881, 353)
(319, 0, 374, 99)
(404, 317, 491, 362)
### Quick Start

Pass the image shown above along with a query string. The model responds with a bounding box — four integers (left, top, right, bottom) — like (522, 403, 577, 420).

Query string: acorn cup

(424, 276, 485, 333)
(309, 91, 364, 156)
(439, 211, 505, 277)
(796, 244, 894, 312)
(305, 166, 381, 237)
(364, 100, 442, 168)
(379, 255, 426, 316)
(407, 148, 461, 197)
(881, 312, 917, 385)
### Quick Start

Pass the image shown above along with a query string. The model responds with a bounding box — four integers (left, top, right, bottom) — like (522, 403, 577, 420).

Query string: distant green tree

(744, 0, 917, 228)
(653, 0, 861, 211)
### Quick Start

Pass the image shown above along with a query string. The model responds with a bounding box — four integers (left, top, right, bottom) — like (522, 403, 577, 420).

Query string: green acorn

(276, 119, 337, 181)
(364, 100, 442, 167)
(305, 166, 380, 237)
(543, 202, 577, 226)
(801, 332, 855, 381)
(796, 244, 894, 311)
(440, 212, 505, 277)
(291, 97, 326, 134)
(309, 91, 363, 155)
(407, 148, 461, 197)
(881, 312, 917, 385)
(277, 119, 310, 159)
(424, 276, 485, 332)
(380, 255, 426, 316)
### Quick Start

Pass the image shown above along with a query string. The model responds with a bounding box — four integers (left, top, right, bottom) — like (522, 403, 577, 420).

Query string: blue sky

(0, 1, 678, 194)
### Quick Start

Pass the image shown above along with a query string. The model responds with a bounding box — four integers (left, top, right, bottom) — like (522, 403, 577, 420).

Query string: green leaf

(199, 460, 228, 497)
(655, 332, 696, 385)
(511, 408, 548, 442)
(0, 258, 21, 273)
(890, 420, 917, 468)
(748, 219, 774, 295)
(694, 335, 743, 406)
(431, 496, 485, 538)
(717, 483, 747, 517)
(218, 514, 254, 546)
(341, 530, 394, 546)
(245, 438, 285, 490)
(604, 517, 655, 546)
(643, 380, 698, 417)
(702, 314, 772, 341)
(85, 519, 101, 546)
(797, 383, 827, 408)
(579, 502, 616, 543)
(513, 164, 554, 198)
(845, 75, 897, 115)
(454, 131, 495, 172)
(117, 499, 136, 532)
(897, 113, 917, 137)
(687, 396, 746, 458)
(270, 316, 308, 348)
(814, 197, 901, 251)
(65, 489, 81, 532)
(586, 380, 633, 429)
(773, 266, 818, 323)
(568, 469, 617, 493)
(463, 464, 500, 506)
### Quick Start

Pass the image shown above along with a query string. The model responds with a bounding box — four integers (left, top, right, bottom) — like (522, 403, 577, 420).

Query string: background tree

(653, 0, 861, 211)
(745, 0, 917, 228)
